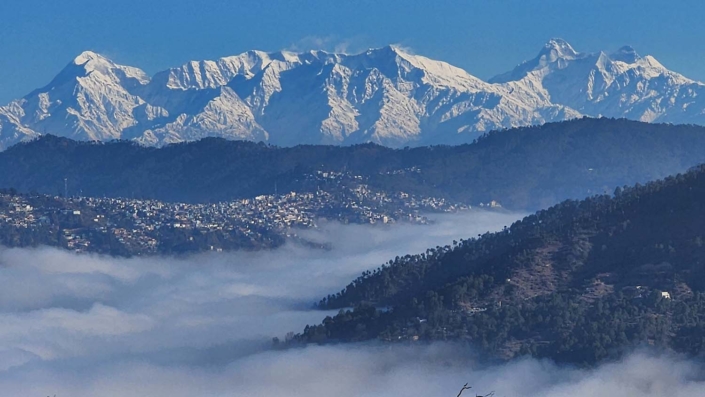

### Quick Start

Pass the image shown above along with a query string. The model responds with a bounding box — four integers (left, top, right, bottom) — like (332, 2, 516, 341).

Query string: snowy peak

(2, 42, 705, 151)
(538, 38, 582, 63)
(490, 40, 705, 125)
(610, 45, 641, 64)
(73, 50, 110, 68)
(493, 39, 671, 83)
(6, 50, 152, 143)
(33, 50, 151, 98)
(154, 51, 274, 91)
(490, 38, 586, 83)
(151, 49, 337, 92)
(67, 50, 150, 85)
(349, 45, 484, 90)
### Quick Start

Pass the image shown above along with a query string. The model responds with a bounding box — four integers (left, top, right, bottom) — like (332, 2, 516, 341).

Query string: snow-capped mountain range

(1, 39, 704, 150)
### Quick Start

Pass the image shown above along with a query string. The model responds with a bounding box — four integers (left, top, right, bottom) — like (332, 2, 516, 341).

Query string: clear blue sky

(1, 0, 704, 103)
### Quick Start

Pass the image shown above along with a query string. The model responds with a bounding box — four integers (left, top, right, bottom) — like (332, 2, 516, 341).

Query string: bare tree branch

(457, 383, 472, 397)
(456, 383, 494, 397)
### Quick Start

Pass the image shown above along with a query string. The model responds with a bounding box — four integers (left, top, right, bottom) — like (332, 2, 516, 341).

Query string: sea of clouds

(1, 210, 704, 396)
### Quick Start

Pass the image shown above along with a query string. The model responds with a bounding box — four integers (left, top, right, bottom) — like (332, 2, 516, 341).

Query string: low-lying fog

(1, 210, 704, 396)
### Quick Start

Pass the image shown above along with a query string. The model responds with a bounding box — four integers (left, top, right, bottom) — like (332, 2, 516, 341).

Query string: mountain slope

(491, 39, 705, 125)
(2, 118, 705, 210)
(300, 163, 705, 364)
(4, 51, 151, 144)
(7, 39, 705, 149)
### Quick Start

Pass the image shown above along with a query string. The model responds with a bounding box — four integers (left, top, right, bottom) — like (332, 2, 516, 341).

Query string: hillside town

(0, 178, 472, 256)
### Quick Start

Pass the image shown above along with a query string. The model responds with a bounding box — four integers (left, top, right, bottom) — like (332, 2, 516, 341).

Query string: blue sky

(1, 0, 704, 103)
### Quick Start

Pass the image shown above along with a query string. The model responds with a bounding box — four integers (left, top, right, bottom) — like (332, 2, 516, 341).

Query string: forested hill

(299, 165, 705, 365)
(4, 118, 705, 210)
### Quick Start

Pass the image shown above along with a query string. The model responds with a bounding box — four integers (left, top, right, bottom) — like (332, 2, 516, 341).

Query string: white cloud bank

(0, 210, 704, 396)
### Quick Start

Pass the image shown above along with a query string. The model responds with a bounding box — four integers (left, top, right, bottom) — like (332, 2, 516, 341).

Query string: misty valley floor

(1, 212, 704, 396)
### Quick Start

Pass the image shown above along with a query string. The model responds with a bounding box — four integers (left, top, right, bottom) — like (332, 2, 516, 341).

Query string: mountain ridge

(1, 40, 705, 149)
(298, 161, 705, 364)
(3, 118, 705, 211)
